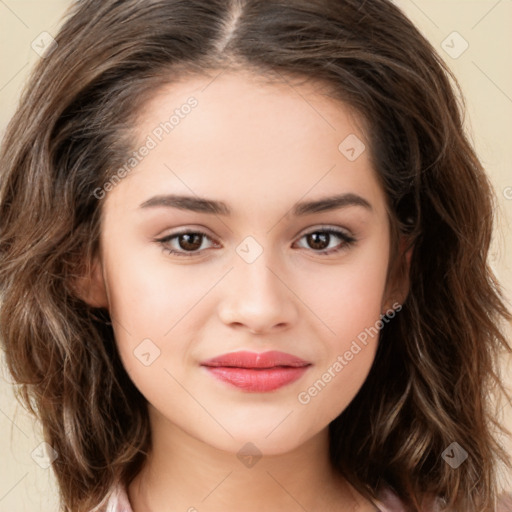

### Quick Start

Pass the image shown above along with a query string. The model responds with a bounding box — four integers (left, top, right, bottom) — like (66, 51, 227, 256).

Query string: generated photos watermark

(93, 96, 198, 200)
(297, 301, 402, 405)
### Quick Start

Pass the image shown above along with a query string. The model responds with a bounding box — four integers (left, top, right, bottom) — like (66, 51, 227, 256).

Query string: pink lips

(200, 350, 311, 392)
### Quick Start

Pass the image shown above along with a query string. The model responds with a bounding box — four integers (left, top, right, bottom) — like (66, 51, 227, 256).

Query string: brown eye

(305, 232, 330, 251)
(176, 233, 204, 251)
(295, 228, 356, 255)
(157, 230, 217, 257)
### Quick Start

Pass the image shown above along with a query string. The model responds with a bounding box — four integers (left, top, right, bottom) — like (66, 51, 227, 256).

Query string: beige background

(0, 1, 511, 510)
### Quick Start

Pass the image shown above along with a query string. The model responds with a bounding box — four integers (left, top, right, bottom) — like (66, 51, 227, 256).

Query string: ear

(381, 235, 413, 313)
(71, 255, 109, 309)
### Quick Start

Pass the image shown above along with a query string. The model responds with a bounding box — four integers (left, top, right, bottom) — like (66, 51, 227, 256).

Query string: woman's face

(91, 70, 399, 455)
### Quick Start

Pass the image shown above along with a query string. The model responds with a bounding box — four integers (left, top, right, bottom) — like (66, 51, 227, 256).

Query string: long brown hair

(0, 1, 510, 511)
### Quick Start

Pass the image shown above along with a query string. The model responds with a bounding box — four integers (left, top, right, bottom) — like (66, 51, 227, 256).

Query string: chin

(207, 431, 307, 457)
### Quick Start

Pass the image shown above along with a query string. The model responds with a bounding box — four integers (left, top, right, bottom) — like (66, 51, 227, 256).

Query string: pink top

(95, 484, 512, 512)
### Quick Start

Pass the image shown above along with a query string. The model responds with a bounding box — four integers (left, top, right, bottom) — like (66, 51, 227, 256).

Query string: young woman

(0, 1, 511, 511)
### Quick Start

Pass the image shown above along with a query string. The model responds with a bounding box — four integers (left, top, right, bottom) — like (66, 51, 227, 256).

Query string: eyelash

(155, 227, 356, 258)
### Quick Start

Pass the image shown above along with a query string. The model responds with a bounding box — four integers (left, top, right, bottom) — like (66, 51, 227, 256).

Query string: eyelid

(296, 224, 354, 239)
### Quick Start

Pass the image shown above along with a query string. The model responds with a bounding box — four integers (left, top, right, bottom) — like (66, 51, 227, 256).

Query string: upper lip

(201, 350, 311, 369)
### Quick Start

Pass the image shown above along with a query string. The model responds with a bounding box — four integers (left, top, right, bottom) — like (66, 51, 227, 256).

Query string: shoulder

(106, 484, 133, 512)
(372, 487, 440, 512)
(89, 483, 133, 512)
(96, 485, 512, 512)
(374, 487, 408, 511)
(375, 487, 512, 512)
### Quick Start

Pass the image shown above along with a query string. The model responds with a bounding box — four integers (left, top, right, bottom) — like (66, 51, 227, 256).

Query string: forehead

(106, 69, 386, 218)
(135, 69, 367, 154)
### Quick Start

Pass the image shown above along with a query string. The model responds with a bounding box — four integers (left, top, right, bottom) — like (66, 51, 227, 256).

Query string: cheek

(295, 268, 385, 423)
(104, 247, 212, 336)
(295, 340, 378, 433)
(291, 255, 389, 423)
(102, 250, 194, 376)
(304, 248, 389, 348)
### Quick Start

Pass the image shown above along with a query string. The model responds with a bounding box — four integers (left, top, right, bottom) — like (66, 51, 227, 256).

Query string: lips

(200, 350, 311, 392)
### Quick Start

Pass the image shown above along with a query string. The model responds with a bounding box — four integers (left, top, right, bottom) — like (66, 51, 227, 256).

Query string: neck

(127, 407, 371, 512)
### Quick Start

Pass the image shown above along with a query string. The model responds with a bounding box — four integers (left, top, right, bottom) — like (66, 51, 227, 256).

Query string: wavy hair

(0, 0, 511, 511)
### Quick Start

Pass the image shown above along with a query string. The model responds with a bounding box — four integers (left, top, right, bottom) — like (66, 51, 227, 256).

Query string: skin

(80, 69, 408, 512)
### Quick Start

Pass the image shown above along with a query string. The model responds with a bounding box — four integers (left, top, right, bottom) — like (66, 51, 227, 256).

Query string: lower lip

(203, 366, 310, 392)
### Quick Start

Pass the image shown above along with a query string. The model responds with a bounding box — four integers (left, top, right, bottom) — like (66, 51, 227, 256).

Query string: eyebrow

(139, 192, 372, 216)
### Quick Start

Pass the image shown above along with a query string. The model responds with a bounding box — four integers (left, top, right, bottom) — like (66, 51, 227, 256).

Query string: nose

(217, 256, 299, 335)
